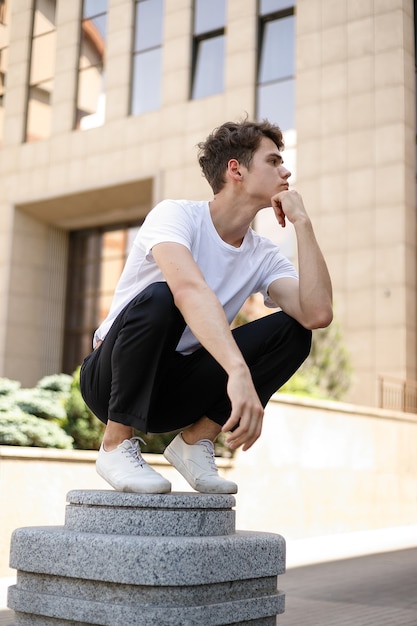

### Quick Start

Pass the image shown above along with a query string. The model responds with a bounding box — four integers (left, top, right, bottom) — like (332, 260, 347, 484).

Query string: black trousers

(80, 282, 312, 433)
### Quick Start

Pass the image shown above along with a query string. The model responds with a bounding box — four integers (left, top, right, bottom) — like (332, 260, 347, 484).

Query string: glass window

(0, 47, 6, 97)
(0, 46, 7, 145)
(259, 15, 295, 83)
(192, 35, 225, 99)
(0, 0, 7, 25)
(33, 0, 56, 36)
(83, 0, 107, 19)
(256, 4, 295, 131)
(131, 48, 162, 114)
(30, 29, 56, 84)
(63, 223, 139, 374)
(258, 79, 294, 132)
(25, 0, 56, 142)
(259, 0, 294, 15)
(191, 0, 226, 100)
(76, 0, 107, 130)
(131, 0, 164, 115)
(134, 0, 164, 51)
(0, 4, 8, 43)
(255, 2, 296, 261)
(0, 1, 10, 146)
(194, 0, 226, 35)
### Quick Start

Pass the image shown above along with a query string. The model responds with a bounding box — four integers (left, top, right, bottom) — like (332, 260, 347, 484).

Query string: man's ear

(228, 158, 242, 181)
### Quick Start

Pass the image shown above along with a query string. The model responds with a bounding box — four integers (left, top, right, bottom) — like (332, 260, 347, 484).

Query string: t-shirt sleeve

(259, 251, 299, 308)
(138, 200, 194, 258)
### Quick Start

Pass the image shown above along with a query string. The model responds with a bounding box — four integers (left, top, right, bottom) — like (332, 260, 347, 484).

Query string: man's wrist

(228, 360, 250, 377)
(292, 215, 312, 229)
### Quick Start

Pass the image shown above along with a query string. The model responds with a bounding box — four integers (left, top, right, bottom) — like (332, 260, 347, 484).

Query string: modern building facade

(0, 0, 415, 409)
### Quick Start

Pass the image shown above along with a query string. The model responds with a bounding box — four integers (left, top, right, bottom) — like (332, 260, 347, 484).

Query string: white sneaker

(163, 433, 238, 494)
(96, 437, 171, 493)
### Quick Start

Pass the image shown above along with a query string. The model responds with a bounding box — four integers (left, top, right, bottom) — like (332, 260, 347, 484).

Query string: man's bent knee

(128, 282, 178, 327)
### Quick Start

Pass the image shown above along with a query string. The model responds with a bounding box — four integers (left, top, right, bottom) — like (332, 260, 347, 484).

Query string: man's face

(242, 137, 291, 203)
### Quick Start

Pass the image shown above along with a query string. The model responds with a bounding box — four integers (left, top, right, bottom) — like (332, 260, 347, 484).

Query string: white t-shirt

(93, 199, 298, 352)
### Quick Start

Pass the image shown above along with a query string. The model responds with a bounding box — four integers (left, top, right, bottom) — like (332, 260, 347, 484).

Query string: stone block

(65, 490, 236, 537)
(8, 490, 286, 625)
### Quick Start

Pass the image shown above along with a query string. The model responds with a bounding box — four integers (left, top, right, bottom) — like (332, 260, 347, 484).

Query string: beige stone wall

(296, 0, 417, 405)
(0, 0, 415, 399)
(233, 394, 417, 538)
(1, 395, 416, 576)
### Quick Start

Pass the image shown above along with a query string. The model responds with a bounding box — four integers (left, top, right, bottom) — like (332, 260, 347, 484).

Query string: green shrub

(234, 297, 352, 401)
(279, 371, 328, 399)
(0, 375, 72, 448)
(0, 412, 73, 448)
(141, 430, 232, 458)
(37, 373, 73, 394)
(0, 394, 20, 412)
(280, 318, 352, 400)
(14, 388, 67, 421)
(0, 384, 68, 423)
(139, 430, 181, 454)
(0, 377, 21, 396)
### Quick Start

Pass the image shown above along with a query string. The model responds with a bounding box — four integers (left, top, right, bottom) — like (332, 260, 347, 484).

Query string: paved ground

(279, 547, 417, 625)
(0, 547, 416, 625)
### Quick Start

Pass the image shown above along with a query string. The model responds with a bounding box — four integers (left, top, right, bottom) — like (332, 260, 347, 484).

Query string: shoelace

(197, 439, 218, 474)
(123, 436, 147, 468)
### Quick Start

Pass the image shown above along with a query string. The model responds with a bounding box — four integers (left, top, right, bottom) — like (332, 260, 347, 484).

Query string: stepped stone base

(8, 490, 285, 625)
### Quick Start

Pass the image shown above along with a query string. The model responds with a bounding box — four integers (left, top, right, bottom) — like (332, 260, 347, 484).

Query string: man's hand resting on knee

(222, 366, 264, 452)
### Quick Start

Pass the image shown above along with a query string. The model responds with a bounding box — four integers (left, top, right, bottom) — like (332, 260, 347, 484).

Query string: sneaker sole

(163, 446, 237, 494)
(96, 464, 171, 494)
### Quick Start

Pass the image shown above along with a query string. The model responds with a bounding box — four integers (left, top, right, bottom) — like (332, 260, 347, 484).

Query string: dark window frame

(62, 221, 140, 374)
(257, 6, 294, 83)
(24, 0, 57, 142)
(0, 45, 7, 106)
(130, 0, 164, 116)
(190, 1, 226, 100)
(0, 0, 7, 25)
(256, 3, 295, 129)
(75, 0, 108, 130)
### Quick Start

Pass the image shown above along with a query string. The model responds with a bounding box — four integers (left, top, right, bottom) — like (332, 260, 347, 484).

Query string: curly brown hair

(197, 119, 284, 194)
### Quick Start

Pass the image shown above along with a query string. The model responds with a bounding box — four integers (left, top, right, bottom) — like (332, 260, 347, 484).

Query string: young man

(80, 119, 333, 495)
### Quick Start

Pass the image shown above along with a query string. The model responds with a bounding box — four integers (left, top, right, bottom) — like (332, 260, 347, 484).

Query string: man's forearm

(174, 282, 249, 375)
(294, 218, 333, 328)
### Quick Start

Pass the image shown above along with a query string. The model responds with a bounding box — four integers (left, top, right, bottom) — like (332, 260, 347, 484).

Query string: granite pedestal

(8, 490, 285, 625)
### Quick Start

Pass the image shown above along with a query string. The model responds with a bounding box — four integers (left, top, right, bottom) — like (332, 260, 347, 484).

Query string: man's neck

(208, 193, 260, 248)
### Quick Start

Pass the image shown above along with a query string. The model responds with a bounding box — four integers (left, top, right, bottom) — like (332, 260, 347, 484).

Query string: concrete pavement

(280, 547, 417, 625)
